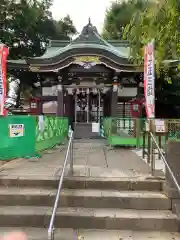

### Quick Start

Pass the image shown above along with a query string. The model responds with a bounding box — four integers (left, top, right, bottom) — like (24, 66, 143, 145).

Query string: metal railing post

(87, 88, 89, 123)
(151, 140, 155, 176)
(98, 89, 101, 123)
(150, 132, 180, 196)
(48, 227, 54, 240)
(69, 135, 73, 176)
(48, 130, 73, 240)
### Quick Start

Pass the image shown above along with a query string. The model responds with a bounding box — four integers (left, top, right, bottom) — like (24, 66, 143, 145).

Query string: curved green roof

(35, 43, 130, 60)
(29, 19, 130, 62)
(7, 20, 133, 69)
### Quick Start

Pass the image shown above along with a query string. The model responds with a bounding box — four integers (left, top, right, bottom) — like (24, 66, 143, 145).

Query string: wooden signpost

(142, 119, 168, 163)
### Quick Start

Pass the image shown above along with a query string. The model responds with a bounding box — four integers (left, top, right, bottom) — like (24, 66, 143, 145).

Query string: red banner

(0, 44, 9, 116)
(144, 41, 155, 118)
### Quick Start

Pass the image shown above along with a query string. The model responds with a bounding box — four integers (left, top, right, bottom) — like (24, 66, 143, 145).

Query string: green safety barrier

(103, 117, 141, 147)
(0, 115, 36, 160)
(36, 116, 68, 152)
(0, 115, 68, 160)
(103, 117, 180, 148)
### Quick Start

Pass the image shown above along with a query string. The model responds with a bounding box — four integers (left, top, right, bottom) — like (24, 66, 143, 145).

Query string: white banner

(144, 41, 155, 118)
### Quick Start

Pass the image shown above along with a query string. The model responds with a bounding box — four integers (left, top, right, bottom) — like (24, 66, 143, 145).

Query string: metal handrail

(48, 130, 74, 240)
(150, 132, 180, 196)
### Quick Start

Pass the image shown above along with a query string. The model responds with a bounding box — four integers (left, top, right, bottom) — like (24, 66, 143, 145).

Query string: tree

(0, 0, 77, 59)
(122, 0, 180, 116)
(103, 0, 180, 69)
(102, 0, 150, 39)
(123, 0, 180, 69)
(102, 0, 180, 117)
(53, 15, 77, 40)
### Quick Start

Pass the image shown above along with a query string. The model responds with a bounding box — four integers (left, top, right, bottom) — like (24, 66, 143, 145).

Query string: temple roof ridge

(69, 19, 109, 47)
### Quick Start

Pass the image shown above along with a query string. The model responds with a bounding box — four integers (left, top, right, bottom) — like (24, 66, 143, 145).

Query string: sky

(50, 0, 112, 33)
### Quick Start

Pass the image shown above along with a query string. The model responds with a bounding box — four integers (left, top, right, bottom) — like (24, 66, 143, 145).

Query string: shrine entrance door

(74, 88, 103, 123)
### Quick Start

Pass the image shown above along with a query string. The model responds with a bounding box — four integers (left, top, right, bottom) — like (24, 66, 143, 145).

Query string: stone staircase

(0, 177, 179, 239)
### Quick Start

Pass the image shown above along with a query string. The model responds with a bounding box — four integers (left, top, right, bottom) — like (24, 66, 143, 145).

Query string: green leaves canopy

(123, 0, 180, 68)
(103, 0, 180, 70)
(102, 0, 149, 40)
(0, 0, 77, 59)
(102, 0, 180, 106)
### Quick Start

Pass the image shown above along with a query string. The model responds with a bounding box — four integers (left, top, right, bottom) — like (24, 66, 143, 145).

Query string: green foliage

(102, 0, 180, 109)
(102, 0, 150, 39)
(0, 0, 77, 59)
(103, 0, 180, 71)
(123, 0, 180, 69)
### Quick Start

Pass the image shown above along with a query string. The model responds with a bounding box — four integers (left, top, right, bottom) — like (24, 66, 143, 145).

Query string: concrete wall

(165, 141, 180, 220)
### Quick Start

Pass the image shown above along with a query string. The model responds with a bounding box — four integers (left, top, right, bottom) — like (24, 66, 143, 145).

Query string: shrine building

(7, 19, 145, 137)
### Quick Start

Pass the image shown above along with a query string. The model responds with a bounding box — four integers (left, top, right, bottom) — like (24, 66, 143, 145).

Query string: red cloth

(129, 98, 145, 118)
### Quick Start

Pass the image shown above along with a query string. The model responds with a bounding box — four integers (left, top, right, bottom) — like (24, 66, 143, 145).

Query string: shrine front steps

(0, 177, 179, 235)
(0, 228, 179, 240)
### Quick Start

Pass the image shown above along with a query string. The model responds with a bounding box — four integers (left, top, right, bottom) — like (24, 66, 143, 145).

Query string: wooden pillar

(64, 94, 74, 117)
(38, 87, 43, 115)
(56, 85, 64, 117)
(37, 101, 42, 115)
(111, 86, 118, 117)
(103, 89, 111, 117)
(68, 94, 74, 129)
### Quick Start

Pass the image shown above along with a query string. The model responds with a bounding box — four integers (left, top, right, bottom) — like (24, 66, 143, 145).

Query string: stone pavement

(0, 139, 155, 179)
(0, 228, 180, 240)
(133, 148, 166, 173)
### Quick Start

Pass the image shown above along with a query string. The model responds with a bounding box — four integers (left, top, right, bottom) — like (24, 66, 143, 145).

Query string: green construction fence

(0, 115, 68, 160)
(103, 117, 180, 148)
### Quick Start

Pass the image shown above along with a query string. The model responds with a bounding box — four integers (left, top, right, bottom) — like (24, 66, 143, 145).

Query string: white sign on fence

(155, 119, 165, 132)
(92, 123, 100, 133)
(9, 124, 24, 138)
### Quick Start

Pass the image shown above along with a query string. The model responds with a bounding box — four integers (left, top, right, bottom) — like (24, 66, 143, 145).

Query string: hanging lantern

(29, 97, 41, 115)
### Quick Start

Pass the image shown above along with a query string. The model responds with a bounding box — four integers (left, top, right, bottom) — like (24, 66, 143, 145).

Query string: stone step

(0, 206, 178, 231)
(0, 187, 171, 210)
(0, 228, 179, 240)
(0, 228, 75, 240)
(0, 176, 164, 191)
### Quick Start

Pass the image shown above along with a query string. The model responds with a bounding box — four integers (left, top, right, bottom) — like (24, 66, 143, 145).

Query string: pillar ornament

(113, 84, 118, 92)
(57, 84, 62, 91)
(67, 87, 73, 95)
(4, 76, 21, 111)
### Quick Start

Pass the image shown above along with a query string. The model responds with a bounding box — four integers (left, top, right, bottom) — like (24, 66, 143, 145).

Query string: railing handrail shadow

(48, 130, 74, 240)
(150, 132, 180, 196)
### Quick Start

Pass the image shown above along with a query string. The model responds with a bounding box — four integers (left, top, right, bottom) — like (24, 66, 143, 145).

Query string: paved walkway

(0, 228, 179, 240)
(0, 139, 156, 179)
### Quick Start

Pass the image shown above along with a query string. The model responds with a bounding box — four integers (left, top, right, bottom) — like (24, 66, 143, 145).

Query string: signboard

(154, 119, 166, 133)
(147, 119, 167, 133)
(144, 41, 155, 118)
(9, 124, 24, 138)
(0, 44, 9, 116)
(92, 122, 100, 133)
(74, 56, 100, 69)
